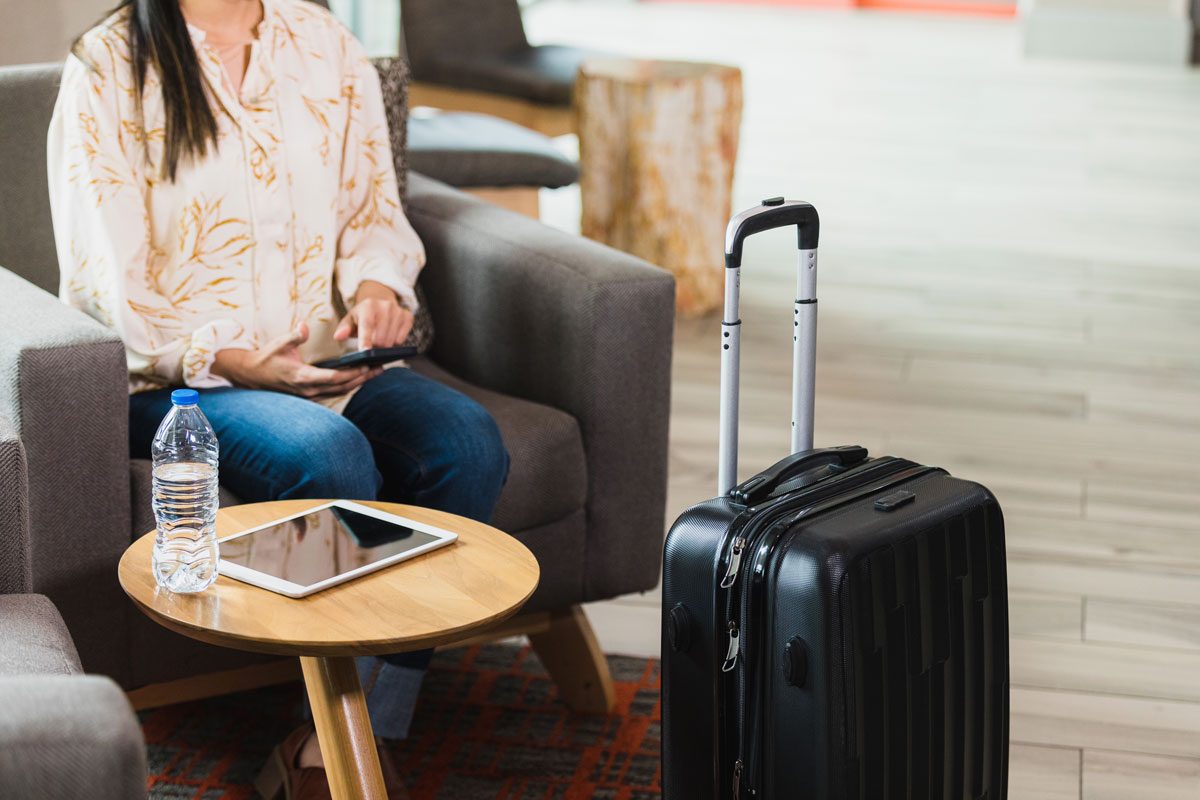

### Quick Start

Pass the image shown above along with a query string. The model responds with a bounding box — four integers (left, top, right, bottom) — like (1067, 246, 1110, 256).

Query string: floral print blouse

(47, 0, 424, 394)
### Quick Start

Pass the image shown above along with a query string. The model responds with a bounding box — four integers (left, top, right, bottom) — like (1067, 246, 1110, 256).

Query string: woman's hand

(212, 323, 381, 398)
(334, 280, 413, 349)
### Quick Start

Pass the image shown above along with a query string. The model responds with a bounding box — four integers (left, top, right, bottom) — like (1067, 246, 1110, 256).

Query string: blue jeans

(129, 367, 510, 738)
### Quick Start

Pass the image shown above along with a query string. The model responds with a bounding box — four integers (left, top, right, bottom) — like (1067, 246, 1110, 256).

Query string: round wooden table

(119, 499, 539, 800)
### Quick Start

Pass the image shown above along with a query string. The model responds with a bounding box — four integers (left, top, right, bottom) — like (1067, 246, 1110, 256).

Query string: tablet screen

(220, 505, 443, 587)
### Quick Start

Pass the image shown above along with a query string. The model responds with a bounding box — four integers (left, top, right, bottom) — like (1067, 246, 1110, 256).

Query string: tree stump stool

(576, 58, 743, 317)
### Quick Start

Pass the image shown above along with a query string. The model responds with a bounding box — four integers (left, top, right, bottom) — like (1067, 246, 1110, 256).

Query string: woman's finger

(380, 307, 401, 348)
(333, 312, 356, 342)
(357, 305, 377, 350)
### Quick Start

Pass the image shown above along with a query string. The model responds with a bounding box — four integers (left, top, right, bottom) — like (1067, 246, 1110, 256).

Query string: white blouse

(47, 0, 424, 395)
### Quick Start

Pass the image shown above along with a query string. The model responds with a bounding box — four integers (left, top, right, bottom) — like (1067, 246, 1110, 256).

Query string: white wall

(1022, 0, 1198, 64)
(0, 0, 397, 66)
(0, 0, 110, 66)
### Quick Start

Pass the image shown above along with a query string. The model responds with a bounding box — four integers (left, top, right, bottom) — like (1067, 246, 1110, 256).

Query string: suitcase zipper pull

(722, 621, 740, 672)
(720, 536, 748, 589)
(732, 759, 744, 797)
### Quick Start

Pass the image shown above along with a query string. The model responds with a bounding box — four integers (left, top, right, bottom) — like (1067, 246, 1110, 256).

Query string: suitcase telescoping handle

(718, 197, 821, 496)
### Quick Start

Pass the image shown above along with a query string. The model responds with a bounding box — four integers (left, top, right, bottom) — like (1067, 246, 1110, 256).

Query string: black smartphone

(313, 346, 418, 370)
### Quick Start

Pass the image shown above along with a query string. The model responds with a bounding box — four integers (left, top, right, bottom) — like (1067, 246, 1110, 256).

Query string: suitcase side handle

(718, 198, 822, 496)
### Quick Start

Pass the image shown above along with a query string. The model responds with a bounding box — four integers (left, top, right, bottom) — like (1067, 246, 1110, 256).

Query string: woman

(48, 0, 509, 796)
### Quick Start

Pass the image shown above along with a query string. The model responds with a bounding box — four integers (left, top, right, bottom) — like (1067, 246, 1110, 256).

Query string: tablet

(218, 500, 458, 597)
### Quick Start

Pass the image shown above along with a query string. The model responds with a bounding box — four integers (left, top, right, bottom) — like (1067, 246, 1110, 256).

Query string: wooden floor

(528, 2, 1200, 797)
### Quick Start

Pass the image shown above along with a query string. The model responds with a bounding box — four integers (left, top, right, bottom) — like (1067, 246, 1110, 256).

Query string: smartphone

(313, 346, 418, 370)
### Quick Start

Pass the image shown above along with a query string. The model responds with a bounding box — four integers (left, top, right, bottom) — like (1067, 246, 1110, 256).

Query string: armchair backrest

(0, 63, 62, 296)
(401, 0, 528, 74)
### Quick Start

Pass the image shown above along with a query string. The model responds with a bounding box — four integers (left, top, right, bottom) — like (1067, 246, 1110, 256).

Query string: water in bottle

(152, 388, 220, 593)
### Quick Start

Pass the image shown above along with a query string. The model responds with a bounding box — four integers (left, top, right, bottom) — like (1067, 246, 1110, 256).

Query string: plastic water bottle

(151, 389, 220, 593)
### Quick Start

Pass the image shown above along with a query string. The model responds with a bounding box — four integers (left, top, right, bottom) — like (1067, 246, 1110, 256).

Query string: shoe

(254, 724, 331, 800)
(377, 739, 410, 800)
(254, 725, 409, 800)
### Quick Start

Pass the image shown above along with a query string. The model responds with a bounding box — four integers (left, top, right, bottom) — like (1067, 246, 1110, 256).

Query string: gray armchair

(0, 62, 674, 712)
(0, 415, 147, 800)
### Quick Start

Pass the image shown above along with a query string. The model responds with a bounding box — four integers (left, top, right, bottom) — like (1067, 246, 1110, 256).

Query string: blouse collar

(185, 0, 275, 46)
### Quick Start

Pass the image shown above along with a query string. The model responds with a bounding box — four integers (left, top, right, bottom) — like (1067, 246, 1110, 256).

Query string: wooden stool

(576, 58, 743, 316)
(119, 500, 539, 800)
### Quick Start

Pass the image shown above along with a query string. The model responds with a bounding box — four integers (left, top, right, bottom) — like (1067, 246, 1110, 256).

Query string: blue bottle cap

(171, 389, 199, 406)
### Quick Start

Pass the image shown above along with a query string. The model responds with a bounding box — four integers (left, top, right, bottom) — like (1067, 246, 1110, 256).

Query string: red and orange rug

(141, 644, 662, 799)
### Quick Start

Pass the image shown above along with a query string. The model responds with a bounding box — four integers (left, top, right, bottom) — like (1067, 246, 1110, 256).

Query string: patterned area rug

(141, 644, 662, 799)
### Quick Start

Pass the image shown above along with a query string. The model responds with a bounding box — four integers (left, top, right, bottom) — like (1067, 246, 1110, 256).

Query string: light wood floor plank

(1011, 592, 1084, 642)
(1011, 638, 1200, 703)
(1010, 744, 1081, 800)
(1082, 751, 1200, 800)
(1007, 556, 1200, 607)
(1086, 599, 1200, 652)
(1010, 688, 1200, 758)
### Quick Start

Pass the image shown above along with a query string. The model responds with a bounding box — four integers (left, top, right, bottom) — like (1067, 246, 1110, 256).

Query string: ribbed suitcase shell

(661, 461, 1009, 799)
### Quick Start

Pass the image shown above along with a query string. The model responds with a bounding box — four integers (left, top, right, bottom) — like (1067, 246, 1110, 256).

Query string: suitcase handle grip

(718, 198, 821, 495)
(730, 445, 868, 505)
(724, 197, 820, 270)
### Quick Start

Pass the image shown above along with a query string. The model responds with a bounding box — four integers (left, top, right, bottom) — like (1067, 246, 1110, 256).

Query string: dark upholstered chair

(0, 414, 147, 800)
(408, 110, 578, 218)
(0, 61, 674, 714)
(402, 0, 604, 135)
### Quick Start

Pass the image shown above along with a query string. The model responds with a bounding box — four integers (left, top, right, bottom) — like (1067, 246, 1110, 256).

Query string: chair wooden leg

(527, 605, 616, 714)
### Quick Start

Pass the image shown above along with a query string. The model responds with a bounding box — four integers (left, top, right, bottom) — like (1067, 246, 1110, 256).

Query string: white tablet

(218, 500, 458, 598)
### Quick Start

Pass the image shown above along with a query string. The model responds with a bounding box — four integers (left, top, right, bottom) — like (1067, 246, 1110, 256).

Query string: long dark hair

(74, 0, 219, 181)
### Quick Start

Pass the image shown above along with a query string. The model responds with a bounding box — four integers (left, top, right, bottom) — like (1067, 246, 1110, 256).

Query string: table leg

(300, 655, 387, 800)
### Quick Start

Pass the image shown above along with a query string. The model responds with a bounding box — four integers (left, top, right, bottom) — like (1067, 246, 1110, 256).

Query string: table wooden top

(578, 56, 741, 84)
(118, 500, 540, 657)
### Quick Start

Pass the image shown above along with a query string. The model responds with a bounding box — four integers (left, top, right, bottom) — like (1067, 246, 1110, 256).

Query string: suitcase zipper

(716, 457, 913, 795)
(720, 537, 748, 589)
(722, 621, 741, 673)
(730, 463, 940, 798)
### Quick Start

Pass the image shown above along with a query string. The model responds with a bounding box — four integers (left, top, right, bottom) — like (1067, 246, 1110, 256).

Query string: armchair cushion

(0, 675, 147, 800)
(407, 112, 579, 189)
(0, 594, 81, 676)
(408, 356, 587, 533)
(0, 63, 61, 295)
(418, 44, 596, 106)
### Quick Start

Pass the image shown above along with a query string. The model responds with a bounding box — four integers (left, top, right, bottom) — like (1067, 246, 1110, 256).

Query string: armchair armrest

(0, 414, 31, 595)
(0, 267, 132, 682)
(0, 675, 147, 800)
(406, 173, 676, 600)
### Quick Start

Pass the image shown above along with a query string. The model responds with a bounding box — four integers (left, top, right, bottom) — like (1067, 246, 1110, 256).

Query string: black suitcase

(661, 199, 1010, 800)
